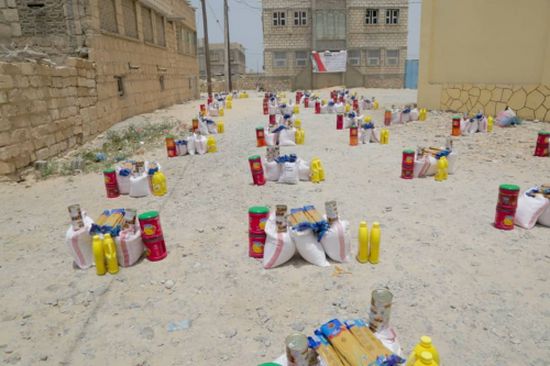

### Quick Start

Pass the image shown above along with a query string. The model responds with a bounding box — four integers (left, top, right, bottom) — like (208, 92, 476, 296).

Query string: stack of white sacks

(390, 105, 421, 124)
(413, 141, 459, 178)
(263, 153, 311, 184)
(262, 209, 351, 269)
(460, 113, 489, 134)
(515, 186, 550, 229)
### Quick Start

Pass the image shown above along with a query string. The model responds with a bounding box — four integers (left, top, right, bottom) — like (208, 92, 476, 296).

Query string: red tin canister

(138, 211, 168, 261)
(401, 149, 415, 179)
(200, 104, 206, 114)
(256, 127, 266, 147)
(103, 169, 120, 198)
(339, 95, 344, 103)
(249, 232, 266, 258)
(295, 91, 301, 104)
(497, 184, 520, 209)
(207, 95, 212, 105)
(192, 118, 199, 132)
(263, 98, 269, 115)
(248, 155, 266, 185)
(452, 115, 462, 136)
(336, 114, 344, 130)
(494, 206, 516, 230)
(534, 131, 549, 157)
(269, 114, 276, 125)
(249, 206, 269, 233)
(352, 99, 359, 112)
(384, 110, 392, 126)
(304, 97, 309, 108)
(350, 126, 358, 146)
(166, 137, 177, 157)
(315, 101, 321, 114)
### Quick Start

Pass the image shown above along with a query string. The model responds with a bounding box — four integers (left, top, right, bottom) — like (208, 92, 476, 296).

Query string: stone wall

(200, 74, 293, 93)
(440, 84, 550, 121)
(0, 58, 97, 175)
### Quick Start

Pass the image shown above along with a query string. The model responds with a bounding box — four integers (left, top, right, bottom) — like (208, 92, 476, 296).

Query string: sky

(190, 0, 422, 72)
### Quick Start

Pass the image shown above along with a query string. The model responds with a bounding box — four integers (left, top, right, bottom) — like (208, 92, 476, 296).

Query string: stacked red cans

(295, 91, 302, 104)
(263, 97, 268, 115)
(248, 155, 266, 185)
(315, 101, 321, 114)
(534, 131, 549, 157)
(248, 206, 269, 258)
(451, 115, 462, 136)
(494, 184, 520, 230)
(304, 97, 309, 108)
(103, 169, 120, 198)
(401, 149, 415, 179)
(256, 127, 266, 147)
(138, 211, 168, 261)
(336, 114, 343, 130)
(384, 110, 392, 126)
(165, 137, 177, 157)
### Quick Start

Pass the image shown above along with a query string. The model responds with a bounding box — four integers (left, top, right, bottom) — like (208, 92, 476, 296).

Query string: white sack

(290, 228, 330, 267)
(116, 224, 145, 267)
(129, 173, 150, 197)
(264, 160, 281, 181)
(538, 203, 550, 227)
(278, 162, 299, 185)
(65, 214, 94, 269)
(515, 192, 550, 229)
(279, 128, 296, 146)
(320, 219, 351, 263)
(297, 159, 310, 181)
(195, 135, 207, 155)
(116, 169, 131, 195)
(263, 214, 296, 269)
(187, 135, 196, 155)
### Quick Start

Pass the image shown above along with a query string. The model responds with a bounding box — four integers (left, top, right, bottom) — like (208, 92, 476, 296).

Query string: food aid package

(266, 131, 278, 146)
(334, 102, 344, 114)
(208, 107, 219, 117)
(290, 227, 330, 267)
(309, 333, 345, 366)
(400, 109, 411, 123)
(409, 108, 419, 121)
(477, 116, 488, 132)
(462, 119, 479, 135)
(297, 159, 310, 181)
(278, 162, 299, 184)
(66, 213, 94, 269)
(195, 134, 208, 155)
(538, 202, 550, 227)
(321, 104, 328, 114)
(343, 320, 392, 360)
(320, 219, 351, 263)
(115, 224, 145, 267)
(198, 119, 209, 135)
(375, 326, 403, 357)
(279, 127, 297, 146)
(515, 190, 550, 229)
(320, 319, 375, 366)
(207, 120, 218, 134)
(391, 110, 402, 124)
(263, 214, 296, 269)
(360, 129, 379, 144)
(497, 108, 520, 127)
(187, 134, 196, 155)
(176, 140, 188, 156)
(116, 168, 131, 195)
(413, 155, 437, 178)
(129, 173, 150, 197)
(264, 159, 281, 181)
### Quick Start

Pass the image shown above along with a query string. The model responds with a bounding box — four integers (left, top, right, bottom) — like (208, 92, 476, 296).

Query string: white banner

(311, 50, 347, 73)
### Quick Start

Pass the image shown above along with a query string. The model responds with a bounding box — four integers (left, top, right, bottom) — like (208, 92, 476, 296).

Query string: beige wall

(418, 0, 550, 121)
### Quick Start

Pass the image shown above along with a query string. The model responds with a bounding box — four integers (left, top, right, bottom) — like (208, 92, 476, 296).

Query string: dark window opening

(115, 76, 125, 96)
(159, 75, 165, 91)
(27, 3, 45, 8)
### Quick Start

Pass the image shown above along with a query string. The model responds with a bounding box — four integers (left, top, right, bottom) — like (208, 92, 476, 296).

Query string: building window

(386, 49, 399, 65)
(294, 11, 307, 26)
(385, 9, 399, 24)
(366, 49, 381, 66)
(100, 0, 118, 33)
(315, 10, 346, 40)
(348, 50, 360, 66)
(273, 52, 287, 68)
(115, 76, 125, 96)
(159, 75, 165, 91)
(155, 13, 165, 46)
(142, 7, 154, 42)
(122, 0, 138, 38)
(365, 9, 378, 24)
(295, 51, 307, 67)
(273, 12, 286, 26)
(176, 24, 183, 53)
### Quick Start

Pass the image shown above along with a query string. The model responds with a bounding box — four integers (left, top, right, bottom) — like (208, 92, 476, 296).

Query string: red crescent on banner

(312, 52, 327, 72)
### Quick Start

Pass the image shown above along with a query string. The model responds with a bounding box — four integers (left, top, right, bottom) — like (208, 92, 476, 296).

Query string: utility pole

(224, 0, 232, 92)
(200, 0, 212, 98)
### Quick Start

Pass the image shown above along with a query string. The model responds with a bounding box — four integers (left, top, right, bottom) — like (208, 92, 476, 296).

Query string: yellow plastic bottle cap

(420, 351, 433, 364)
(420, 336, 432, 346)
(364, 116, 372, 122)
(372, 221, 380, 228)
(104, 233, 111, 239)
(359, 221, 367, 227)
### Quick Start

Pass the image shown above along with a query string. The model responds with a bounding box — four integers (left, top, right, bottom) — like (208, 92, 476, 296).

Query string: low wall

(200, 74, 293, 93)
(0, 58, 97, 175)
(440, 84, 550, 120)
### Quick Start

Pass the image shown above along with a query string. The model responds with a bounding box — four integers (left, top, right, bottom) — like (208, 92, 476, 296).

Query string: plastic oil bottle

(357, 221, 369, 263)
(92, 235, 106, 276)
(487, 115, 494, 132)
(207, 135, 218, 153)
(152, 170, 167, 196)
(369, 222, 381, 264)
(413, 352, 437, 366)
(406, 336, 440, 366)
(103, 233, 119, 274)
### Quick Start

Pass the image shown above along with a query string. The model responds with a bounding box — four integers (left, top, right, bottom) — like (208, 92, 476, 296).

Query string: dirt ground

(0, 88, 549, 366)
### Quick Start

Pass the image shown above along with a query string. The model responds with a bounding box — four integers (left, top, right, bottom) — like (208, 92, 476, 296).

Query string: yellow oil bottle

(152, 171, 167, 196)
(369, 222, 381, 264)
(294, 119, 302, 129)
(357, 221, 369, 263)
(413, 352, 437, 366)
(226, 94, 232, 101)
(345, 103, 351, 113)
(363, 116, 372, 123)
(406, 336, 440, 366)
(295, 128, 305, 145)
(217, 120, 224, 133)
(225, 100, 232, 109)
(373, 100, 379, 110)
(310, 158, 325, 181)
(219, 107, 224, 117)
(434, 157, 448, 182)
(380, 129, 390, 144)
(207, 135, 217, 153)
(103, 234, 119, 274)
(310, 161, 320, 184)
(92, 235, 106, 276)
(293, 104, 300, 114)
(487, 115, 494, 132)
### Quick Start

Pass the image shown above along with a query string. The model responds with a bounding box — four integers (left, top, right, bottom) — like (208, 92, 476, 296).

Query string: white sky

(191, 0, 422, 72)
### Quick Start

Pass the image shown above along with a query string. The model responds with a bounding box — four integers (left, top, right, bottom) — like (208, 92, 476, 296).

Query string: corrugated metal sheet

(404, 59, 419, 89)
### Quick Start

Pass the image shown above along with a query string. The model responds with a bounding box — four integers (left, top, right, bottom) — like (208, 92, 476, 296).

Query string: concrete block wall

(0, 59, 97, 175)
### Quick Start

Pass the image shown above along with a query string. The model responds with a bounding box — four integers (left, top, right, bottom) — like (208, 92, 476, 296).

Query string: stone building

(0, 0, 199, 176)
(197, 40, 246, 78)
(261, 0, 408, 89)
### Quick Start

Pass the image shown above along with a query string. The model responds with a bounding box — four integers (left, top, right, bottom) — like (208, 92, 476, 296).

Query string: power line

(205, 1, 224, 34)
(231, 0, 261, 11)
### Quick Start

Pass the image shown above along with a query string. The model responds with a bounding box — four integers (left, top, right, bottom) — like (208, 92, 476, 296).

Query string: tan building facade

(0, 0, 199, 176)
(262, 0, 408, 89)
(198, 40, 246, 78)
(417, 0, 550, 121)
